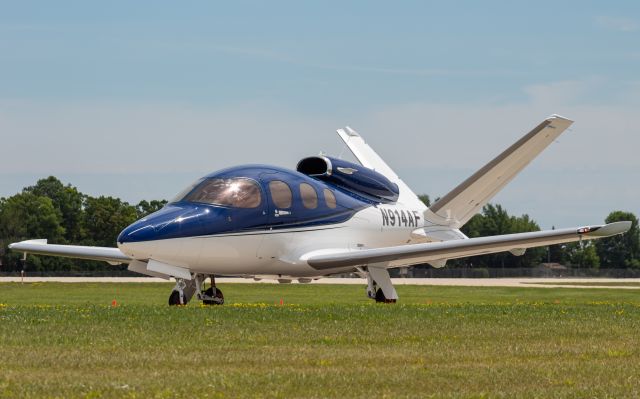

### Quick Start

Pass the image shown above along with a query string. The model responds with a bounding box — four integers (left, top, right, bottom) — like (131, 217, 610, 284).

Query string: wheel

(366, 287, 376, 299)
(375, 288, 397, 304)
(168, 290, 183, 306)
(202, 287, 224, 305)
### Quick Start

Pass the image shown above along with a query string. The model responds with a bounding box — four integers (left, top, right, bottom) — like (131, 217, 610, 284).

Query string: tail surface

(336, 126, 427, 210)
(426, 115, 574, 228)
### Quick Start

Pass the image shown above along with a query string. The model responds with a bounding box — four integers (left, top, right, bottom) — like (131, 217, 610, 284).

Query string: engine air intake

(297, 156, 399, 203)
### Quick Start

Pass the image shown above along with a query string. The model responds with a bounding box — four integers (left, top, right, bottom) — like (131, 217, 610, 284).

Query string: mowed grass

(1, 283, 639, 398)
(527, 281, 640, 287)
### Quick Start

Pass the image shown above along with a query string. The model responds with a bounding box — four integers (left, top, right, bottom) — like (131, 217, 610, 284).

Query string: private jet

(9, 115, 631, 305)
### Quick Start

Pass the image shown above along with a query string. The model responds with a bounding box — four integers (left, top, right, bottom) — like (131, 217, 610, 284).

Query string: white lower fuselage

(118, 206, 428, 278)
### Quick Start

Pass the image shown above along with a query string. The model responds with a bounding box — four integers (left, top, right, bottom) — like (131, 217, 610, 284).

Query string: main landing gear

(359, 266, 399, 303)
(168, 274, 224, 306)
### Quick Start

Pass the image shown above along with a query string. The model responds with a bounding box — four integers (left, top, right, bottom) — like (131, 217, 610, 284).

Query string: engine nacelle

(297, 156, 399, 203)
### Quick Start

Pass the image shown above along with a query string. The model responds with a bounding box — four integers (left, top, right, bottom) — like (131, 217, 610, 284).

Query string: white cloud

(595, 16, 639, 32)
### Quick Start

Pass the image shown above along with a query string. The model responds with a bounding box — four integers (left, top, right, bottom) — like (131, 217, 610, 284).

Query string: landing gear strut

(168, 274, 224, 306)
(168, 278, 196, 306)
(359, 266, 398, 303)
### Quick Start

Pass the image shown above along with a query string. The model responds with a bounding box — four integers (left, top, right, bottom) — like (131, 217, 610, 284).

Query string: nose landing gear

(168, 278, 196, 306)
(168, 274, 224, 306)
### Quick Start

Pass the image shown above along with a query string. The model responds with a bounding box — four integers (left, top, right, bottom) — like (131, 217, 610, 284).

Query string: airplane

(8, 114, 631, 305)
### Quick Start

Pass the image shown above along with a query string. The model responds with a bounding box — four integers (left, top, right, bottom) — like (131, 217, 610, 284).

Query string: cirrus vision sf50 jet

(9, 115, 631, 305)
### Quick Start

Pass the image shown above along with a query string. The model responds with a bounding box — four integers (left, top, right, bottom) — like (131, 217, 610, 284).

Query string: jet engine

(297, 156, 399, 203)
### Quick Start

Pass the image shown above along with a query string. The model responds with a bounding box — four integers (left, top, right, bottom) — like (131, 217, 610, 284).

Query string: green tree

(596, 211, 640, 268)
(0, 193, 66, 271)
(459, 204, 544, 268)
(567, 242, 600, 269)
(24, 176, 84, 243)
(418, 194, 431, 207)
(0, 193, 65, 242)
(136, 199, 168, 218)
(83, 196, 138, 247)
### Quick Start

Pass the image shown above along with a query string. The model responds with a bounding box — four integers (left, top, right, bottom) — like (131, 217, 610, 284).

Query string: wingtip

(8, 239, 47, 250)
(548, 114, 574, 123)
(588, 221, 633, 237)
(342, 126, 359, 137)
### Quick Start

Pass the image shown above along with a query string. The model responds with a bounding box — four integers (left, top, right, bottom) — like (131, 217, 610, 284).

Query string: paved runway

(1, 276, 639, 289)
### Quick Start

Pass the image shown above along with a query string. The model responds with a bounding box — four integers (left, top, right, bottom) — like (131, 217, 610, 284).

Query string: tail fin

(336, 126, 427, 210)
(426, 114, 574, 228)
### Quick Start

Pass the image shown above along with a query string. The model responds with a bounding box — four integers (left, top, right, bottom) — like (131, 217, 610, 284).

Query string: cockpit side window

(184, 178, 262, 208)
(269, 180, 292, 208)
(324, 188, 337, 209)
(300, 183, 318, 209)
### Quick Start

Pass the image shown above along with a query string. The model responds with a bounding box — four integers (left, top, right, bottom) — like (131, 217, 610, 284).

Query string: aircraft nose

(117, 205, 200, 244)
(117, 220, 155, 244)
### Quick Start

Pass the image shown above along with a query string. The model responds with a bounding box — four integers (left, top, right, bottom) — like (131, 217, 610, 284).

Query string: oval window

(299, 183, 318, 209)
(269, 180, 292, 208)
(324, 188, 336, 209)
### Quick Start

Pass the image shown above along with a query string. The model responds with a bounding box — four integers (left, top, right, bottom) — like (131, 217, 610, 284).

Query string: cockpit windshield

(169, 178, 205, 204)
(176, 178, 262, 208)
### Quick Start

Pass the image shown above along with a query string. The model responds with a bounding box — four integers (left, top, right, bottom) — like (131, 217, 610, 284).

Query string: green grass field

(1, 283, 639, 398)
(526, 281, 640, 287)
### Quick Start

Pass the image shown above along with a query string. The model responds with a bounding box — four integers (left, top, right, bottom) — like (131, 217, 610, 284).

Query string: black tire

(375, 288, 397, 303)
(202, 287, 224, 305)
(168, 290, 183, 306)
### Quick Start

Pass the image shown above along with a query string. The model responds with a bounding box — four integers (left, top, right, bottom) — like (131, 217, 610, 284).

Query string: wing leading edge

(305, 221, 631, 270)
(8, 240, 131, 264)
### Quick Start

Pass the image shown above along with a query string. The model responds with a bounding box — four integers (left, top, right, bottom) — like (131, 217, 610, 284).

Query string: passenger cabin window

(183, 178, 261, 208)
(324, 188, 337, 209)
(269, 180, 292, 208)
(300, 183, 318, 209)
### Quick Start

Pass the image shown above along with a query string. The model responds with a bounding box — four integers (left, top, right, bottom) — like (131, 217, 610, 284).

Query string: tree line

(0, 177, 166, 272)
(0, 177, 638, 272)
(417, 195, 639, 269)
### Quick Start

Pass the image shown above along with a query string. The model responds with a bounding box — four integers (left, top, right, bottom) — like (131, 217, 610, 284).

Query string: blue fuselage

(117, 165, 372, 244)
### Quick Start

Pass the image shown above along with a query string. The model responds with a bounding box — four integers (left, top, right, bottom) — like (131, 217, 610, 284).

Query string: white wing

(304, 222, 631, 270)
(8, 240, 131, 265)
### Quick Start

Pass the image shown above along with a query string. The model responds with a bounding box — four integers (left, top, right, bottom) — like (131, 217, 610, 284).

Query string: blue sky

(1, 1, 639, 228)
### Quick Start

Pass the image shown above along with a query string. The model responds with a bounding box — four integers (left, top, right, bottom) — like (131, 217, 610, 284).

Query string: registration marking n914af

(379, 207, 422, 228)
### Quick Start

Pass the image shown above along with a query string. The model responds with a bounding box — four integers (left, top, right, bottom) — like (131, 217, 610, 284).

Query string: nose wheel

(168, 290, 185, 306)
(168, 278, 196, 306)
(168, 274, 224, 306)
